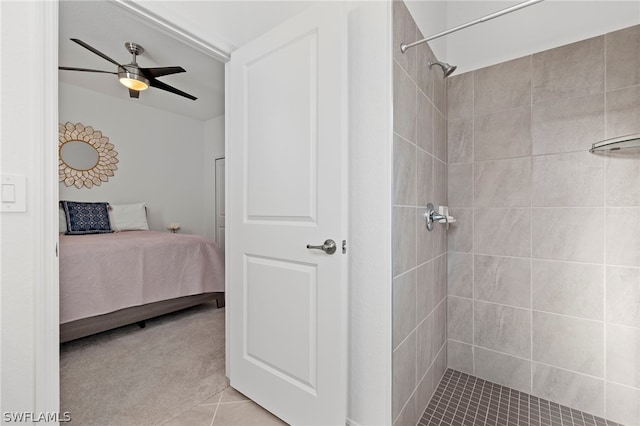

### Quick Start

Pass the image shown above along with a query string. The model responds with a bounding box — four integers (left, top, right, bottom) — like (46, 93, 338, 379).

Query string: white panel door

(227, 4, 347, 425)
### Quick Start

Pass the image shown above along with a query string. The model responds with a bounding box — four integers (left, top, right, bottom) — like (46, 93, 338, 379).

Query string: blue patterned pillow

(60, 201, 113, 235)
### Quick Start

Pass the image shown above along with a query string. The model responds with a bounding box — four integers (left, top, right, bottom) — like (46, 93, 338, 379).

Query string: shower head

(428, 60, 457, 78)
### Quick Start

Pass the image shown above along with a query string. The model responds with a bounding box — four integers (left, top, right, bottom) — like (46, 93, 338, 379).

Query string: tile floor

(162, 386, 287, 426)
(421, 369, 624, 426)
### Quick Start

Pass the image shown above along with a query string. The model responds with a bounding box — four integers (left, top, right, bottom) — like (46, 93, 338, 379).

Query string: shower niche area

(391, 1, 640, 425)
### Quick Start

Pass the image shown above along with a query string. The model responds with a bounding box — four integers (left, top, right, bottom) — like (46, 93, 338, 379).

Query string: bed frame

(60, 292, 225, 343)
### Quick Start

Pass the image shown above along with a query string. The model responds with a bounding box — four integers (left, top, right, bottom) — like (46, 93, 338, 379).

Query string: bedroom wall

(59, 82, 214, 236)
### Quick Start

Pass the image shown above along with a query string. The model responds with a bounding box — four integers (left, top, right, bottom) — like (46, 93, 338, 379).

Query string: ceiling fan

(59, 38, 197, 101)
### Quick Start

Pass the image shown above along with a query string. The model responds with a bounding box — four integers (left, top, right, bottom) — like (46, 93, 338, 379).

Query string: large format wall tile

(474, 301, 530, 358)
(606, 324, 640, 388)
(431, 301, 447, 364)
(393, 61, 417, 143)
(448, 252, 473, 298)
(475, 158, 531, 207)
(393, 206, 416, 277)
(416, 260, 435, 322)
(532, 207, 604, 263)
(606, 151, 640, 206)
(393, 331, 417, 421)
(474, 208, 531, 257)
(606, 382, 640, 426)
(474, 56, 531, 117)
(447, 340, 473, 374)
(392, 0, 416, 82)
(393, 270, 416, 349)
(605, 25, 640, 91)
(532, 311, 604, 377)
(393, 135, 417, 206)
(447, 208, 472, 253)
(532, 36, 604, 104)
(474, 347, 532, 394)
(474, 106, 532, 161)
(416, 92, 433, 155)
(606, 85, 640, 138)
(416, 36, 435, 101)
(433, 110, 447, 163)
(448, 163, 473, 207)
(417, 312, 434, 379)
(532, 260, 603, 320)
(447, 296, 473, 344)
(448, 118, 473, 164)
(433, 159, 447, 207)
(606, 266, 640, 328)
(606, 208, 640, 267)
(531, 151, 604, 207)
(532, 363, 605, 417)
(447, 72, 473, 121)
(416, 148, 434, 208)
(532, 93, 604, 155)
(474, 255, 530, 308)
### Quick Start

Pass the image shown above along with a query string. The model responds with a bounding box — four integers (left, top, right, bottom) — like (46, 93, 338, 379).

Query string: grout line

(208, 391, 224, 426)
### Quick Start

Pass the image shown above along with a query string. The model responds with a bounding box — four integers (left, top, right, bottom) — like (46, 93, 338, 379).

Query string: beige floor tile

(163, 405, 218, 426)
(200, 391, 223, 406)
(219, 387, 250, 403)
(212, 401, 287, 426)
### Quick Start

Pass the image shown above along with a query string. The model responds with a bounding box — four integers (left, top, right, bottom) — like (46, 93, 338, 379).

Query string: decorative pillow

(108, 203, 149, 232)
(60, 201, 113, 235)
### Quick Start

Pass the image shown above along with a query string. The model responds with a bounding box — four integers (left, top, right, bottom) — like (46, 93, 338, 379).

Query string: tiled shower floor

(420, 369, 624, 426)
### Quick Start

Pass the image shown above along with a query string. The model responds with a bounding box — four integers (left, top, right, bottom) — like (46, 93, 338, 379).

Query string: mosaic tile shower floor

(420, 369, 624, 426)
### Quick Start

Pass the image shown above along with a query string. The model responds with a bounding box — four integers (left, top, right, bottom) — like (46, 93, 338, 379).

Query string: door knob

(306, 239, 337, 255)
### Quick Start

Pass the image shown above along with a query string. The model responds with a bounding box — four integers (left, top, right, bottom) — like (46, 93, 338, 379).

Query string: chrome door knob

(306, 239, 337, 255)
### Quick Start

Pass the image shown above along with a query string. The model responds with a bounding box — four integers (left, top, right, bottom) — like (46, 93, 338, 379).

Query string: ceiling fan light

(118, 69, 149, 91)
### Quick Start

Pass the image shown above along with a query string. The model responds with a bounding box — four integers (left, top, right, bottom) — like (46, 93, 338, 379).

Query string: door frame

(34, 3, 393, 424)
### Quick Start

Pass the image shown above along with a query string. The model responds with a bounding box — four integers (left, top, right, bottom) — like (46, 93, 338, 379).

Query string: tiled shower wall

(446, 25, 640, 425)
(392, 1, 448, 425)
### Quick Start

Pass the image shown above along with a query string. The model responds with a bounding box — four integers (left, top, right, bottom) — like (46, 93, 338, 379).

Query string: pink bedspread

(59, 231, 225, 324)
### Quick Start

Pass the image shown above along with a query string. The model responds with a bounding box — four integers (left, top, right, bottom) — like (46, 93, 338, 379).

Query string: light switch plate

(1, 175, 26, 212)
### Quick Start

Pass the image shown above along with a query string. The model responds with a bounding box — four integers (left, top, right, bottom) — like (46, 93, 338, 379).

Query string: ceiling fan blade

(70, 38, 123, 68)
(129, 89, 140, 99)
(59, 66, 117, 75)
(140, 66, 186, 78)
(149, 78, 197, 101)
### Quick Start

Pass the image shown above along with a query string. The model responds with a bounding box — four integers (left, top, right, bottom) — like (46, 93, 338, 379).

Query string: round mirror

(60, 141, 99, 171)
(58, 122, 119, 189)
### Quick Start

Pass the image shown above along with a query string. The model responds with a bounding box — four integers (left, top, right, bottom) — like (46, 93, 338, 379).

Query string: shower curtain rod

(400, 0, 545, 53)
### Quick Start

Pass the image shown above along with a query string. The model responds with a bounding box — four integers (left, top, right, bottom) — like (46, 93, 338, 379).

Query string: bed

(58, 202, 225, 343)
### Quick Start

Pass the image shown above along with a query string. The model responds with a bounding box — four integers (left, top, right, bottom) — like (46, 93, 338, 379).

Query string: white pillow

(108, 203, 149, 232)
(59, 207, 67, 233)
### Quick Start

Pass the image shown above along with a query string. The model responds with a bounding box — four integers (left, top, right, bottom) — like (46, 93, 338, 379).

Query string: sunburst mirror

(58, 122, 119, 189)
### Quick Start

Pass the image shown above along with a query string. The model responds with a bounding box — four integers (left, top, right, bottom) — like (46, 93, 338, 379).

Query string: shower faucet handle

(425, 203, 449, 232)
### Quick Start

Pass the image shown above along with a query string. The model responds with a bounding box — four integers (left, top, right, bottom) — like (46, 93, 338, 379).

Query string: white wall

(203, 114, 225, 241)
(347, 2, 393, 425)
(1, 0, 59, 419)
(59, 82, 211, 236)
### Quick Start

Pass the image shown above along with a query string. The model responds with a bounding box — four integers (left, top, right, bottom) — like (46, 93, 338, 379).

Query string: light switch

(1, 175, 26, 212)
(2, 184, 16, 202)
